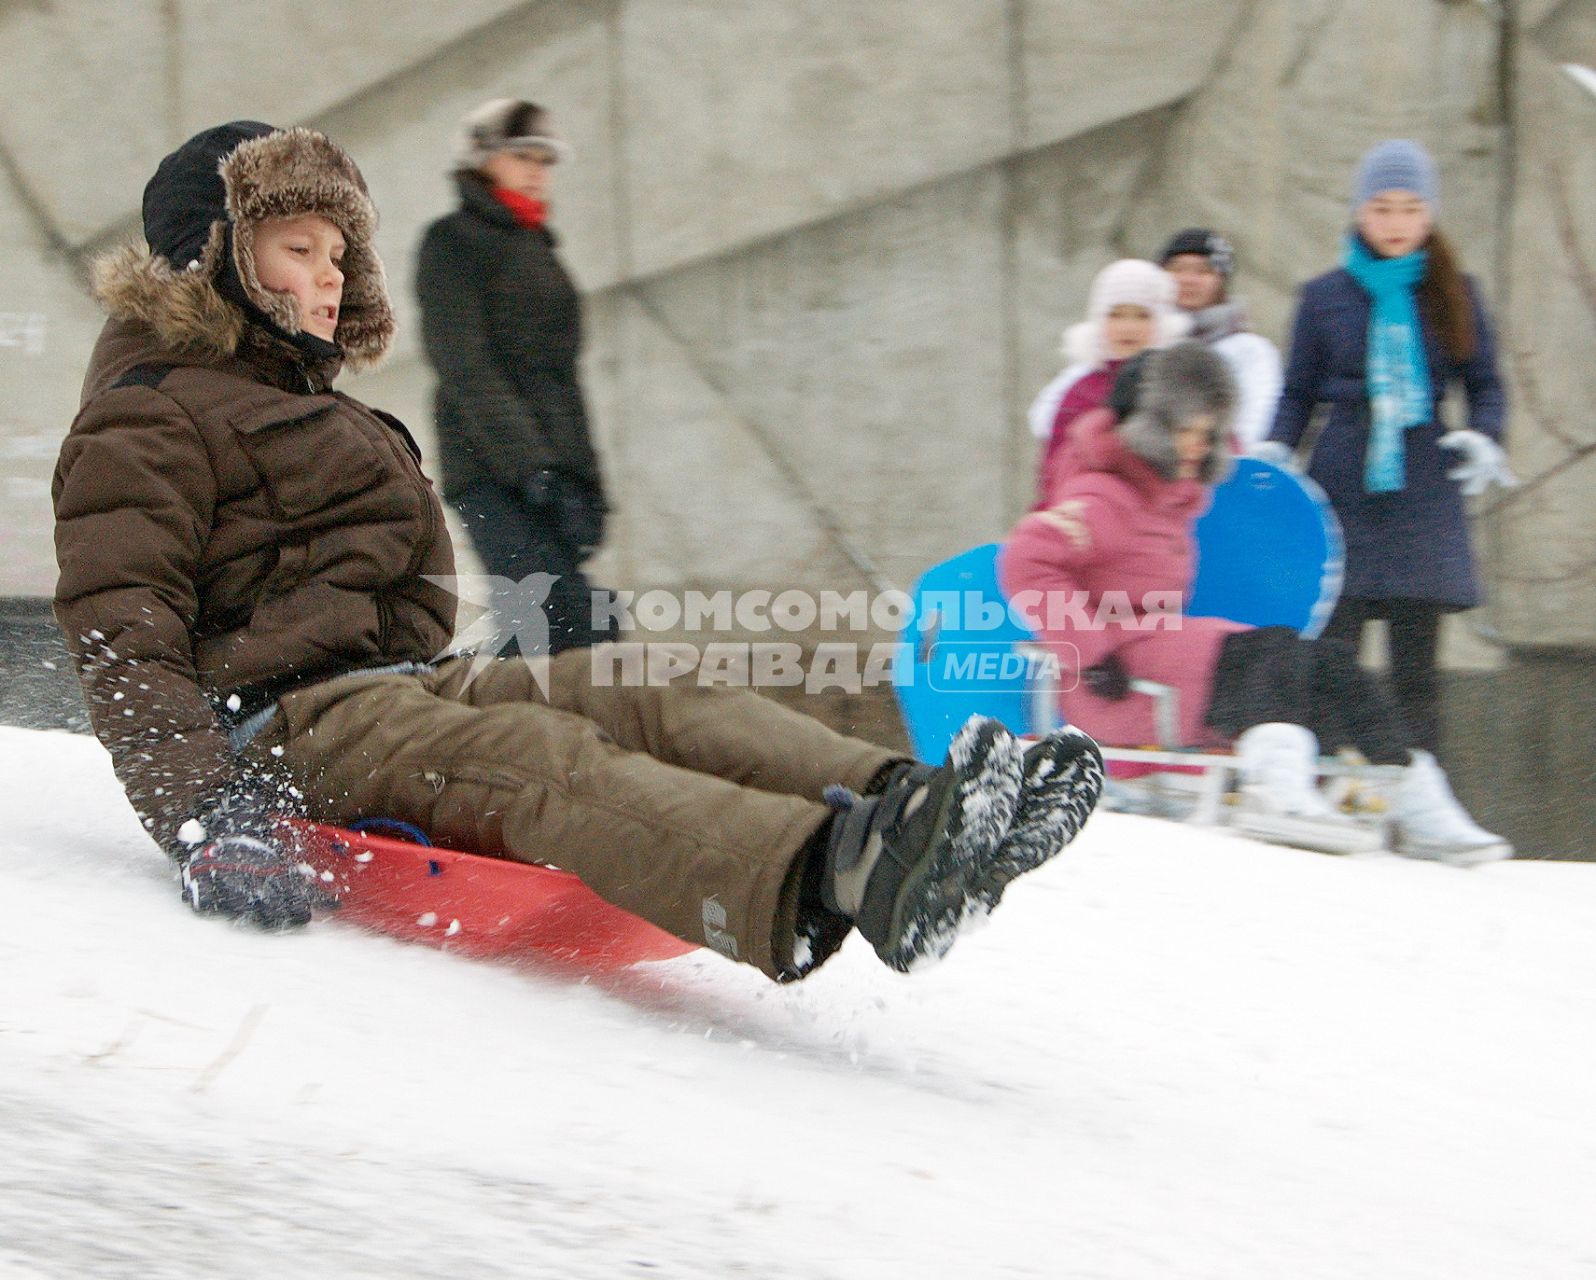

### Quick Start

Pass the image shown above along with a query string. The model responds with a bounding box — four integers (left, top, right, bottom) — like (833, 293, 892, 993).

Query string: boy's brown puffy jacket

(55, 303, 456, 851)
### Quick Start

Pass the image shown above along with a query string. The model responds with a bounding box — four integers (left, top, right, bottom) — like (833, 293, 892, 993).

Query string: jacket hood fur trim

(92, 127, 394, 373)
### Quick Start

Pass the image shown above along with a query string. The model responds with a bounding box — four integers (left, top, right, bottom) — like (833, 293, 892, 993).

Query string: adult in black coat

(416, 99, 610, 654)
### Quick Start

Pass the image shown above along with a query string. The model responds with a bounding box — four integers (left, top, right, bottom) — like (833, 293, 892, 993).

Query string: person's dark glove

(521, 468, 562, 510)
(1082, 654, 1131, 701)
(522, 469, 606, 553)
(557, 483, 605, 552)
(171, 778, 333, 929)
(179, 831, 335, 929)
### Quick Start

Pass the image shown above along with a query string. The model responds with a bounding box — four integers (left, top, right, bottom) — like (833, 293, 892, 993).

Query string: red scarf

(491, 187, 547, 228)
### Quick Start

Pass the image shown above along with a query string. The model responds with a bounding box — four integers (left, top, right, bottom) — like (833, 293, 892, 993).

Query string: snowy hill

(2, 725, 1593, 1279)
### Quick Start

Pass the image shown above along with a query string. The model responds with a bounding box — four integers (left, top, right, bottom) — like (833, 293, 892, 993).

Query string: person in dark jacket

(54, 121, 1103, 979)
(415, 99, 610, 654)
(1260, 140, 1515, 754)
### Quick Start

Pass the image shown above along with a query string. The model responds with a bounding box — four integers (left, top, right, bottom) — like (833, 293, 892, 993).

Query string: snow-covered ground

(2, 725, 1593, 1280)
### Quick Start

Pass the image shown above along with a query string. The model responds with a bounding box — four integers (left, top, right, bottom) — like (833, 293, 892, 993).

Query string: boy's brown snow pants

(240, 651, 902, 979)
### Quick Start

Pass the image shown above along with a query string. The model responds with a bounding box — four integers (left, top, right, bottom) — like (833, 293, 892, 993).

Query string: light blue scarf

(1343, 236, 1432, 493)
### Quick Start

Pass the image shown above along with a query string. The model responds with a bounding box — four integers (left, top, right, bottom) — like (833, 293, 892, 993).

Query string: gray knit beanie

(1352, 140, 1439, 210)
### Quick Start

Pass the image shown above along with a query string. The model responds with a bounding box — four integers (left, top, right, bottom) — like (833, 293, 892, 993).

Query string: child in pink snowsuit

(1010, 346, 1244, 749)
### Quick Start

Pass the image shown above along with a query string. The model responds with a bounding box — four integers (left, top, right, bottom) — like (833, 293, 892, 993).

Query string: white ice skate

(1230, 724, 1385, 855)
(1388, 750, 1513, 866)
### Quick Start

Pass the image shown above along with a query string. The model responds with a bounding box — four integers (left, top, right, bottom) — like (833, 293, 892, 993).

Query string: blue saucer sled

(1186, 457, 1341, 641)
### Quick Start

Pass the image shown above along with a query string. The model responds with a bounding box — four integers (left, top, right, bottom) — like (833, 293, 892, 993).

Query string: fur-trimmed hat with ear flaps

(1061, 259, 1189, 366)
(93, 121, 395, 372)
(1116, 341, 1238, 484)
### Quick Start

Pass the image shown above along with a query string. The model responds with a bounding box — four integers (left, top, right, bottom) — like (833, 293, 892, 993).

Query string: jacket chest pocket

(229, 398, 389, 520)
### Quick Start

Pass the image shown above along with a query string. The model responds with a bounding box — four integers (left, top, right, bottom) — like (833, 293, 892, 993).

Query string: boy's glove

(1082, 654, 1131, 701)
(172, 780, 332, 929)
(179, 832, 334, 929)
(1438, 430, 1518, 497)
(1249, 440, 1299, 472)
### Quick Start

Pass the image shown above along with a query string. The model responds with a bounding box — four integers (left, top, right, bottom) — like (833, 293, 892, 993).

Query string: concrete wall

(2, 0, 1593, 663)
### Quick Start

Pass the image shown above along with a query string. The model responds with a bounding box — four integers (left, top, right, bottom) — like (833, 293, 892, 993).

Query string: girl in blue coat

(1261, 140, 1515, 753)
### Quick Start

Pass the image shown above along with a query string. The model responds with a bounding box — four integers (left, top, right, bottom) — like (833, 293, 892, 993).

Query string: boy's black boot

(976, 726, 1104, 911)
(820, 716, 1023, 972)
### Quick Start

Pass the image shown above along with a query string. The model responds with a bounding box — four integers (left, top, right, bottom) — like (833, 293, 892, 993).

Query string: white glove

(1249, 440, 1299, 472)
(1438, 430, 1518, 497)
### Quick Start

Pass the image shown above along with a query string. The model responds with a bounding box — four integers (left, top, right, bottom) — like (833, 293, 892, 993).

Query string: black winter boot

(977, 726, 1104, 911)
(820, 716, 1023, 972)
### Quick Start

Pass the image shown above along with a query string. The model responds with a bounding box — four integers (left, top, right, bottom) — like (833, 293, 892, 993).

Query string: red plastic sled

(284, 818, 699, 970)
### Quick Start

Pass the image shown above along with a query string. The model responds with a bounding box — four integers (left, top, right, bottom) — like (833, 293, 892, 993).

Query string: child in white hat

(1029, 259, 1188, 506)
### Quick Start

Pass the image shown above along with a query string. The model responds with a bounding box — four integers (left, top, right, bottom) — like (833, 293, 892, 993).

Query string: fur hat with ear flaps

(1116, 341, 1238, 484)
(93, 121, 395, 377)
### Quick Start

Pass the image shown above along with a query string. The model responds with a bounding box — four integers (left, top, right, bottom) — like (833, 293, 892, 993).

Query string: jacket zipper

(407, 472, 438, 578)
(341, 399, 442, 648)
(349, 399, 440, 578)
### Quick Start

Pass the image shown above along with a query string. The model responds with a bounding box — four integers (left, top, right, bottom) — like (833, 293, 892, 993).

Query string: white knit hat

(454, 98, 572, 170)
(1062, 259, 1189, 364)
